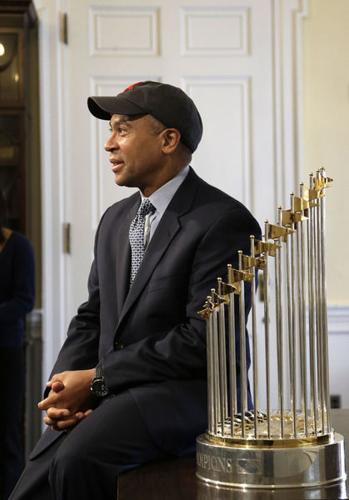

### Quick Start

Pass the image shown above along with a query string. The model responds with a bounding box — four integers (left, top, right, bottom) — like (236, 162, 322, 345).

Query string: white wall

(303, 0, 349, 305)
(303, 0, 349, 406)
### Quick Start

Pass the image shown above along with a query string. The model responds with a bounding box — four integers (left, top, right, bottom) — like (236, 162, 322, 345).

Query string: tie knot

(138, 199, 155, 217)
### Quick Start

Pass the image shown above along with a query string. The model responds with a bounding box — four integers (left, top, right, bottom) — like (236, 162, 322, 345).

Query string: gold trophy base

(196, 432, 346, 489)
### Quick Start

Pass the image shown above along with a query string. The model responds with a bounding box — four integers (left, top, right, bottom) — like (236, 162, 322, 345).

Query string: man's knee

(49, 439, 88, 484)
(47, 433, 120, 498)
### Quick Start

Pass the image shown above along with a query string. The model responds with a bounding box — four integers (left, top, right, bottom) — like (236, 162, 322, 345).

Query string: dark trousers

(9, 391, 168, 500)
(0, 347, 25, 500)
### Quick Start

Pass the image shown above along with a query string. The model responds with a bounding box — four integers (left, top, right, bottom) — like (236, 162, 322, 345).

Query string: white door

(36, 0, 306, 381)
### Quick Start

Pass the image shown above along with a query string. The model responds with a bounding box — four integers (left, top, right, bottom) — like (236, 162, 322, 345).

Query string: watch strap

(95, 364, 103, 379)
(90, 364, 109, 398)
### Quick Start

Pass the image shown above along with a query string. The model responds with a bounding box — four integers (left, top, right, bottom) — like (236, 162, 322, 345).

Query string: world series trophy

(196, 169, 346, 489)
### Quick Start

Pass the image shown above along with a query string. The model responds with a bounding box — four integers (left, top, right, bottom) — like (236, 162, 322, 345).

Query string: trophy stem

(274, 233, 284, 438)
(238, 251, 247, 437)
(318, 171, 331, 433)
(217, 279, 228, 436)
(307, 204, 318, 435)
(250, 235, 258, 438)
(206, 312, 214, 435)
(211, 305, 220, 435)
(227, 288, 237, 436)
(263, 223, 271, 439)
(290, 195, 298, 438)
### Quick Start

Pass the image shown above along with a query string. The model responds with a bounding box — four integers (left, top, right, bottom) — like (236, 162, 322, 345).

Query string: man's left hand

(38, 369, 96, 416)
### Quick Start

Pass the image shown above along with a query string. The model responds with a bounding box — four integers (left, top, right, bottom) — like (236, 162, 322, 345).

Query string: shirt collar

(140, 165, 190, 217)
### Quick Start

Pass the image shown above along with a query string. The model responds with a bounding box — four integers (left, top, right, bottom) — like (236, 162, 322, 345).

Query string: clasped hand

(38, 369, 95, 431)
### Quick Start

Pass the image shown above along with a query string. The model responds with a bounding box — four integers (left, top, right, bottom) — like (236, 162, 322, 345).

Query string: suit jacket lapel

(115, 168, 200, 333)
(118, 210, 181, 327)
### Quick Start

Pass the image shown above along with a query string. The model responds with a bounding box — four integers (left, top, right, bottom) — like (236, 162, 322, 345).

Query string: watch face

(91, 377, 108, 397)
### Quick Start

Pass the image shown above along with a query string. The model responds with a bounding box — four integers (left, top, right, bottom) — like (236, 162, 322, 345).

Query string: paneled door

(38, 0, 307, 381)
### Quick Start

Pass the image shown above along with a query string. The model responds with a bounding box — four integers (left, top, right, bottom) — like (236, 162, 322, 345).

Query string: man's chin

(113, 172, 124, 184)
(113, 174, 132, 188)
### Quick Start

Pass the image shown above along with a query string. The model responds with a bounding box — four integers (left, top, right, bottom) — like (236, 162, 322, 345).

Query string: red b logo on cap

(123, 82, 143, 93)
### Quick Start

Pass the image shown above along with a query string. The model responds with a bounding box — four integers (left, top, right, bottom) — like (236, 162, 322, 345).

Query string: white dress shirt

(140, 165, 190, 247)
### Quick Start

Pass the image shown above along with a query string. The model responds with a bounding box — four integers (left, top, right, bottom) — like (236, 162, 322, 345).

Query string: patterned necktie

(129, 199, 155, 284)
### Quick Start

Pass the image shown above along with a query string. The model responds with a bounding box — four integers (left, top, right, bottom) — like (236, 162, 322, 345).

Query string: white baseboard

(328, 305, 349, 334)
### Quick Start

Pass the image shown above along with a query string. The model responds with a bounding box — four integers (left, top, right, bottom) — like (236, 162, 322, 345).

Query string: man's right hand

(43, 407, 93, 430)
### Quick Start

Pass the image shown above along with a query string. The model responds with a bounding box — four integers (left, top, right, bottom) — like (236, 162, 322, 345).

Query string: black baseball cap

(88, 81, 203, 153)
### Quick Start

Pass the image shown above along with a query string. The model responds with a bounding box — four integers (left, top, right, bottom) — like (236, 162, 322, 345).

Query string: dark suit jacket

(31, 168, 260, 459)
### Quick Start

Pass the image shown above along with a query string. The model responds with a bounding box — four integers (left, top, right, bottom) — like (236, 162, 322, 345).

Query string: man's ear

(161, 128, 181, 154)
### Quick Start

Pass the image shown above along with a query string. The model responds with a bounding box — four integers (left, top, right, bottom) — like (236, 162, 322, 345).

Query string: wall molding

(271, 0, 308, 207)
(328, 305, 349, 334)
(36, 0, 66, 387)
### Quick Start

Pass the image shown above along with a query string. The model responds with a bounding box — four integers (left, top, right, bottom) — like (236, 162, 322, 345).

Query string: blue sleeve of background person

(0, 234, 35, 324)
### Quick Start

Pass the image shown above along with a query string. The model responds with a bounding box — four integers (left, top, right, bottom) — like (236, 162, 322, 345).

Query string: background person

(0, 191, 35, 499)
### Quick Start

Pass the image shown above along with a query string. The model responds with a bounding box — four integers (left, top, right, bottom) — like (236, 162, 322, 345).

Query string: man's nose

(104, 133, 118, 152)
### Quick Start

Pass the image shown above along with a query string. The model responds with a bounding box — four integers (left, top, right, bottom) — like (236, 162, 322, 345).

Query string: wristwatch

(90, 365, 109, 398)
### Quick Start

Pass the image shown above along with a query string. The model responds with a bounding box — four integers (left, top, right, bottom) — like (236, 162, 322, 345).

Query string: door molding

(272, 0, 308, 207)
(36, 0, 68, 385)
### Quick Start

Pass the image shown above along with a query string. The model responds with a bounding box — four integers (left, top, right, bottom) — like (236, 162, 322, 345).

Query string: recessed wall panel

(181, 7, 249, 56)
(89, 7, 159, 56)
(183, 77, 251, 205)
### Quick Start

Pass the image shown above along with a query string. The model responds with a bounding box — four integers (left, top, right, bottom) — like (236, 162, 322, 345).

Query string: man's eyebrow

(109, 114, 148, 129)
(109, 116, 131, 128)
